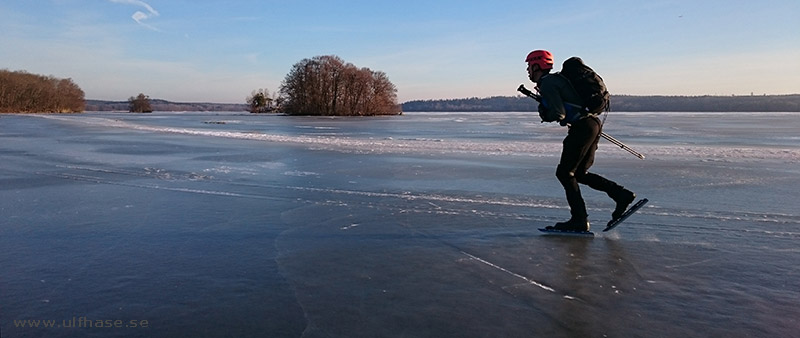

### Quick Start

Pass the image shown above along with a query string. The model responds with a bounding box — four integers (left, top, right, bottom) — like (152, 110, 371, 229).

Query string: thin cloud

(109, 0, 160, 31)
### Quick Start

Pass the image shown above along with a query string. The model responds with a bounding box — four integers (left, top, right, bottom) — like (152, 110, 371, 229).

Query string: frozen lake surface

(2, 111, 799, 337)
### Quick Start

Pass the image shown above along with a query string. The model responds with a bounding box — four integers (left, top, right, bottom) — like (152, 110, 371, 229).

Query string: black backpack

(558, 57, 610, 115)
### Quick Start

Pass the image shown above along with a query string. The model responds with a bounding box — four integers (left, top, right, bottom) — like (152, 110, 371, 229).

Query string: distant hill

(84, 94, 800, 113)
(402, 94, 800, 112)
(85, 99, 248, 112)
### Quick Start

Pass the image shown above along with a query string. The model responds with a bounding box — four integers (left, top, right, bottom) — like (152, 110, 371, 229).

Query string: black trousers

(555, 116, 625, 219)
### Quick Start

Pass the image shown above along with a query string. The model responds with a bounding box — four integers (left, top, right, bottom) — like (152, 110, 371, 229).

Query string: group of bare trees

(2, 56, 401, 116)
(128, 93, 153, 113)
(246, 88, 282, 113)
(0, 69, 85, 113)
(278, 55, 401, 116)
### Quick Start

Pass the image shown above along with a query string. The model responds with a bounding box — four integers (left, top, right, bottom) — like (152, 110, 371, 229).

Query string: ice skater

(524, 49, 635, 232)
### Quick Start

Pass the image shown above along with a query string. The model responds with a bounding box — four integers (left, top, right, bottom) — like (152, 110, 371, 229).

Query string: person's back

(536, 73, 583, 125)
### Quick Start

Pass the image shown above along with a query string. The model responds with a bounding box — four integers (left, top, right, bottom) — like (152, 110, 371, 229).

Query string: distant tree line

(85, 99, 248, 112)
(611, 95, 800, 112)
(403, 94, 800, 112)
(403, 96, 536, 112)
(0, 69, 85, 113)
(279, 55, 401, 116)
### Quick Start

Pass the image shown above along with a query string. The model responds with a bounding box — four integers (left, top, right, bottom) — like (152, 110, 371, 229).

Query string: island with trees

(246, 88, 280, 113)
(128, 93, 153, 113)
(278, 55, 401, 116)
(0, 69, 85, 113)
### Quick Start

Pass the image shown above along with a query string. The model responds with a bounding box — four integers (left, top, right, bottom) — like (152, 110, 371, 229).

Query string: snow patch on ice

(340, 223, 360, 230)
(283, 170, 320, 177)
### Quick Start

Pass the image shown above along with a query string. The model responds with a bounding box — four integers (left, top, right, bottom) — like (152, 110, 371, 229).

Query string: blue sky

(2, 0, 798, 103)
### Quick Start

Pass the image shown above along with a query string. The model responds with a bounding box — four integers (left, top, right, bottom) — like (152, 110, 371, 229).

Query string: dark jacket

(537, 73, 583, 125)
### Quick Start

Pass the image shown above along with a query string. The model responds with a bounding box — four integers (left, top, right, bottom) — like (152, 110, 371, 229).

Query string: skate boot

(546, 217, 590, 232)
(612, 189, 636, 220)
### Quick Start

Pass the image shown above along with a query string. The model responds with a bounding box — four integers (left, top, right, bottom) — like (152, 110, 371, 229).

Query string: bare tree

(128, 93, 153, 113)
(279, 55, 401, 116)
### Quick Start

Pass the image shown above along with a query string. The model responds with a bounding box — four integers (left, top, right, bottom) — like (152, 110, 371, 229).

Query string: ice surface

(1, 111, 798, 337)
(33, 113, 800, 162)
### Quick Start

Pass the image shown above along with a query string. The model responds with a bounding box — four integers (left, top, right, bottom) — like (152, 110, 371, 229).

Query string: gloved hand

(538, 103, 555, 122)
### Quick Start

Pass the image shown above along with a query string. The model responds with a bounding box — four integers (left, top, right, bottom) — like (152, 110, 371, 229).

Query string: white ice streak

(340, 223, 360, 230)
(283, 170, 320, 177)
(37, 115, 800, 162)
(286, 185, 561, 210)
(38, 115, 559, 156)
(460, 251, 557, 293)
(109, 0, 160, 30)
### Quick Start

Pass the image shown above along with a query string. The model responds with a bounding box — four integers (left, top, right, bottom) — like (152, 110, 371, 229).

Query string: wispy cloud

(109, 0, 160, 31)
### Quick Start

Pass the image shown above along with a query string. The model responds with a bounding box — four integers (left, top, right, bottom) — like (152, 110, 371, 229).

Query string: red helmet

(525, 50, 554, 70)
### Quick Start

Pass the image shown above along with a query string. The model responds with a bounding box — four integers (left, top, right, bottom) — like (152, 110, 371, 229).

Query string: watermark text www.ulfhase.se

(14, 316, 149, 329)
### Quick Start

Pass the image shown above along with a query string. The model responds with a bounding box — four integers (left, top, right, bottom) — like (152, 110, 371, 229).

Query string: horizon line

(86, 92, 800, 105)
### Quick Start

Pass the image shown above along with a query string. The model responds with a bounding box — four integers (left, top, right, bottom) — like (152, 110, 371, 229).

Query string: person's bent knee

(555, 165, 574, 182)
